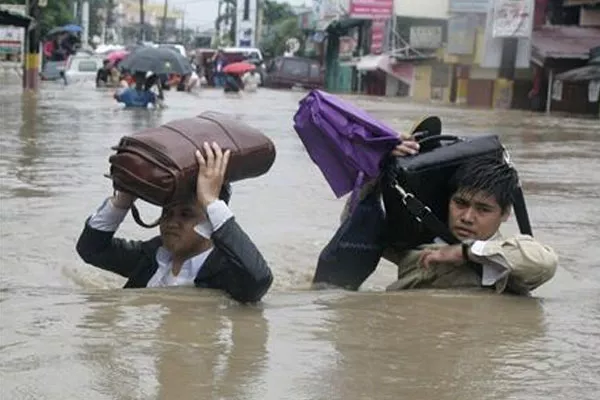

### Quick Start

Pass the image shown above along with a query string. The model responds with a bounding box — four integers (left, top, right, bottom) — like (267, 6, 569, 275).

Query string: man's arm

(467, 234, 558, 293)
(195, 200, 273, 303)
(76, 196, 149, 279)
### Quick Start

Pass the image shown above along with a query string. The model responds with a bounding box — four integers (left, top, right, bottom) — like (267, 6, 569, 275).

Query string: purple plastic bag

(293, 90, 400, 204)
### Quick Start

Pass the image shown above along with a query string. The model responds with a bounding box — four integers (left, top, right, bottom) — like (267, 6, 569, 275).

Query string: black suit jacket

(76, 217, 273, 303)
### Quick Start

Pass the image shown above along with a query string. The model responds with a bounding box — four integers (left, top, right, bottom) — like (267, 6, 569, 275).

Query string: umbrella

(118, 46, 192, 75)
(223, 62, 256, 75)
(106, 50, 129, 65)
(46, 24, 82, 37)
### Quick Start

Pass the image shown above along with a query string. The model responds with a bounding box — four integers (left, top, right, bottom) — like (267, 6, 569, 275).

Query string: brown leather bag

(107, 111, 276, 226)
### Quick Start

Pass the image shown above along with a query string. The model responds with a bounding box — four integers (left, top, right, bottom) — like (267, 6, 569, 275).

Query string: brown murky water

(1, 80, 599, 400)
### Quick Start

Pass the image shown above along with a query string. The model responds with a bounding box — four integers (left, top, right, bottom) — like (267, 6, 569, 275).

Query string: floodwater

(1, 79, 599, 400)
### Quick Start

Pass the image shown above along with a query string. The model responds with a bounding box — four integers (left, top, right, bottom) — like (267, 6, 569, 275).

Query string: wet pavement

(1, 80, 599, 400)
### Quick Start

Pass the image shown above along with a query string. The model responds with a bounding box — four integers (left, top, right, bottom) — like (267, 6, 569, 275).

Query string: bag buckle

(393, 183, 413, 204)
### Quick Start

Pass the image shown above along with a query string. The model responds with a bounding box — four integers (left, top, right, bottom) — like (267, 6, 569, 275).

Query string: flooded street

(1, 80, 599, 400)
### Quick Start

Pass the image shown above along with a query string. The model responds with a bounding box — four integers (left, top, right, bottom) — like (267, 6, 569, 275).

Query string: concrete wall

(395, 0, 449, 20)
(580, 8, 600, 27)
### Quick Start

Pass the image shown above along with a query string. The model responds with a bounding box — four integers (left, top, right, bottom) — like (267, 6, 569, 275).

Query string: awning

(356, 54, 384, 71)
(556, 63, 600, 82)
(325, 18, 364, 35)
(356, 54, 414, 85)
(531, 26, 600, 66)
(0, 9, 33, 28)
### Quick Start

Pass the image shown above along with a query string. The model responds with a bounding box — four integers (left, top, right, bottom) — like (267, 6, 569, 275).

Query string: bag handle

(417, 134, 461, 146)
(414, 134, 463, 153)
(130, 203, 161, 228)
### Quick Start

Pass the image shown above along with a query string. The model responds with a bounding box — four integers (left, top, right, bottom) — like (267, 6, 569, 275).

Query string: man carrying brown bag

(76, 142, 273, 303)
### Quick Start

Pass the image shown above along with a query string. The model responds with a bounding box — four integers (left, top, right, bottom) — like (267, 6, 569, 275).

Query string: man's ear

(501, 207, 511, 223)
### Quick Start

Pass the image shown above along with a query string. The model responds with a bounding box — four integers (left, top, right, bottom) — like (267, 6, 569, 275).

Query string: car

(63, 54, 104, 84)
(263, 56, 324, 90)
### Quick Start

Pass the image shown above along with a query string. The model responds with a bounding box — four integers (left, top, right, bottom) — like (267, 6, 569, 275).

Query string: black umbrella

(119, 47, 192, 75)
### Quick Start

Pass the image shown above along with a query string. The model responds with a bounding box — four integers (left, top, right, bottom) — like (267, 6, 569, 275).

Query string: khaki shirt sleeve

(470, 234, 558, 294)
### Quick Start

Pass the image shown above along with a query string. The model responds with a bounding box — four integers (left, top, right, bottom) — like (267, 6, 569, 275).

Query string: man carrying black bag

(312, 125, 558, 295)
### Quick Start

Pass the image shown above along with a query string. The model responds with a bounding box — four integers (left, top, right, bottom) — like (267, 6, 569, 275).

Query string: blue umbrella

(61, 24, 82, 33)
(46, 24, 82, 37)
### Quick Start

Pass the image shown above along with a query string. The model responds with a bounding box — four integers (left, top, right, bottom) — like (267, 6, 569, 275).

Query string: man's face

(159, 201, 207, 256)
(447, 189, 509, 241)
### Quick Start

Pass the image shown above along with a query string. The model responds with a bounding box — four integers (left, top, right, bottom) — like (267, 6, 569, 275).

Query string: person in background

(96, 60, 112, 88)
(113, 71, 161, 108)
(178, 72, 200, 92)
(223, 72, 243, 94)
(144, 72, 165, 107)
(118, 70, 134, 88)
(76, 143, 273, 303)
(212, 50, 226, 87)
(241, 70, 260, 92)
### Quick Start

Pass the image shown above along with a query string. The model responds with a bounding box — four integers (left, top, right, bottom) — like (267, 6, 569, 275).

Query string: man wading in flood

(76, 143, 273, 303)
(341, 140, 558, 295)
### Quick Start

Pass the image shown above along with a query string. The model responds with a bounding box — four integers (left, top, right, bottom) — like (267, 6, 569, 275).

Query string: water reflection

(78, 290, 269, 400)
(323, 292, 547, 400)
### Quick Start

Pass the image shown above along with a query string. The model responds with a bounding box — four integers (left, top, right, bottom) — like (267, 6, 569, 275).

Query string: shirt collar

(155, 246, 214, 277)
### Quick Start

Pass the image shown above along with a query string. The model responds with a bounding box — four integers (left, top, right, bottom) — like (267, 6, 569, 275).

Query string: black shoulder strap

(391, 183, 460, 245)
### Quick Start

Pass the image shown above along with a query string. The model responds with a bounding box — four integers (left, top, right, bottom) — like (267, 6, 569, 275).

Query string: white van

(63, 54, 104, 84)
(158, 43, 187, 58)
(221, 47, 264, 64)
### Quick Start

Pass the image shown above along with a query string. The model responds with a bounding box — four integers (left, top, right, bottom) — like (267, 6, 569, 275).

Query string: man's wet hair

(449, 156, 519, 212)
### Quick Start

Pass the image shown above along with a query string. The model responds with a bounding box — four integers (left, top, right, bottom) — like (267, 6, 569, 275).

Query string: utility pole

(180, 12, 185, 44)
(139, 0, 145, 42)
(105, 0, 114, 43)
(81, 1, 89, 47)
(216, 0, 222, 39)
(23, 0, 42, 91)
(160, 0, 168, 42)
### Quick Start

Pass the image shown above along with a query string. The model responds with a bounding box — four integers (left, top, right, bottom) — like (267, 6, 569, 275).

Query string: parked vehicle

(158, 43, 186, 57)
(40, 60, 67, 81)
(63, 54, 104, 84)
(263, 56, 324, 90)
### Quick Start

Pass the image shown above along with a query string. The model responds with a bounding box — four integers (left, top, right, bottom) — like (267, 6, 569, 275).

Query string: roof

(555, 64, 600, 82)
(0, 9, 33, 28)
(531, 26, 600, 65)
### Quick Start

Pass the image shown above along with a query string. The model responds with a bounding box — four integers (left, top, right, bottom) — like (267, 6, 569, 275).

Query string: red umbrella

(223, 62, 256, 75)
(106, 50, 129, 65)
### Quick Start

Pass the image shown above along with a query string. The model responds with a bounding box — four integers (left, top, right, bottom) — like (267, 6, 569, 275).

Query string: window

(77, 60, 100, 72)
(281, 59, 309, 77)
(309, 63, 321, 79)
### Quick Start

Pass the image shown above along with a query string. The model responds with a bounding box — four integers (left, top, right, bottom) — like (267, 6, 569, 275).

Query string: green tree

(261, 16, 302, 58)
(262, 0, 295, 26)
(3, 0, 75, 38)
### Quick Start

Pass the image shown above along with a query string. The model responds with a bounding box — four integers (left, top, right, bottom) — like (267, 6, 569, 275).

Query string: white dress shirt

(88, 198, 234, 287)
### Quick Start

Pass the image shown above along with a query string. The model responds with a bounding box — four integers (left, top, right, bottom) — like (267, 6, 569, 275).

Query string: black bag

(312, 186, 386, 290)
(381, 134, 506, 250)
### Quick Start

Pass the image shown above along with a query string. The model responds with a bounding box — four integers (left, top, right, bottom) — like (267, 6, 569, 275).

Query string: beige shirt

(384, 232, 558, 294)
(340, 181, 558, 295)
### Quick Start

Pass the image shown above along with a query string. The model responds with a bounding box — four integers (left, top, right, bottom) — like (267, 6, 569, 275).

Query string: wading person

(76, 142, 273, 303)
(338, 140, 558, 295)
